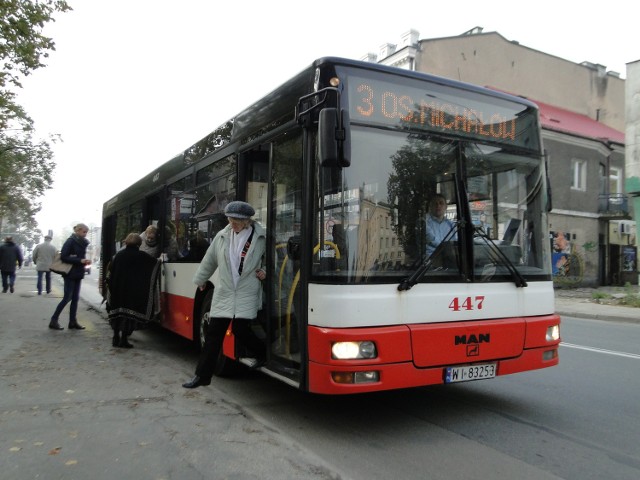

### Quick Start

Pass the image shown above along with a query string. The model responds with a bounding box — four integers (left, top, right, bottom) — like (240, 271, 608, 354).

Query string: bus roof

(312, 56, 540, 109)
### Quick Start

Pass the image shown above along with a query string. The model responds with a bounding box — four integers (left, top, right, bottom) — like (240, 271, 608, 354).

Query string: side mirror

(318, 108, 350, 167)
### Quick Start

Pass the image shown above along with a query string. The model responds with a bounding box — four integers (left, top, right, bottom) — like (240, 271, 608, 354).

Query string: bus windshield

(313, 126, 551, 284)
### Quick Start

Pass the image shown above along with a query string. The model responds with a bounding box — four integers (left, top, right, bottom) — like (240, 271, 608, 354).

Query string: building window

(571, 159, 587, 191)
(599, 163, 606, 195)
(609, 166, 622, 194)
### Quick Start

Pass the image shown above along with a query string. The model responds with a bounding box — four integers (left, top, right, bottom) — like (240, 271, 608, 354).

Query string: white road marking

(561, 342, 640, 360)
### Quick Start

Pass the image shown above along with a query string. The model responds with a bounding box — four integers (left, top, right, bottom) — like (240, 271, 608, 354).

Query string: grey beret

(224, 201, 255, 219)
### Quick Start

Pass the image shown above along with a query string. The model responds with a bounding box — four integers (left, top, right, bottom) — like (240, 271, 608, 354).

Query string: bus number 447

(449, 296, 485, 312)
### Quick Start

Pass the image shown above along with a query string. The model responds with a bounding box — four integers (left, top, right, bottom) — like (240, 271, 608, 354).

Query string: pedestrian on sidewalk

(32, 234, 57, 295)
(105, 232, 161, 348)
(49, 223, 91, 331)
(0, 236, 23, 293)
(182, 201, 267, 389)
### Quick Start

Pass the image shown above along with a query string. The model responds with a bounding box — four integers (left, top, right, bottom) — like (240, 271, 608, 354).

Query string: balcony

(598, 193, 629, 218)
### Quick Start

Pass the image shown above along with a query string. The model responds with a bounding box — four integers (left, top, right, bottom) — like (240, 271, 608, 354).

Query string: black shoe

(10, 286, 14, 293)
(49, 323, 64, 330)
(119, 337, 133, 348)
(68, 323, 86, 330)
(182, 375, 211, 389)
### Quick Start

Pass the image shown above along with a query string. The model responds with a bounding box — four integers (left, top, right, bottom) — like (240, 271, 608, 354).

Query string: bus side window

(163, 223, 181, 261)
(182, 230, 210, 262)
(246, 155, 269, 226)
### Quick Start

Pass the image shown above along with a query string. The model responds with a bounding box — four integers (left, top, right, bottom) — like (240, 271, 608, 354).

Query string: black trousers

(195, 317, 266, 380)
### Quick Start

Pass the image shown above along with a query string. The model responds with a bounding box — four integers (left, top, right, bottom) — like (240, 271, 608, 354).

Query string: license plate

(445, 363, 496, 383)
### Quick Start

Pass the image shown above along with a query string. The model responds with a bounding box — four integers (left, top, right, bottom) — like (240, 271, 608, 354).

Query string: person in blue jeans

(33, 234, 57, 295)
(49, 224, 91, 330)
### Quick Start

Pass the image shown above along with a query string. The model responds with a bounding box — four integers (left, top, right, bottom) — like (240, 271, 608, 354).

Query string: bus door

(100, 214, 118, 297)
(243, 133, 304, 385)
(161, 175, 198, 338)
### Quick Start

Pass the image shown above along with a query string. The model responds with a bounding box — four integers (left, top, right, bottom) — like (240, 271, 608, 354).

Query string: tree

(1, 0, 72, 128)
(0, 0, 71, 243)
(0, 129, 58, 237)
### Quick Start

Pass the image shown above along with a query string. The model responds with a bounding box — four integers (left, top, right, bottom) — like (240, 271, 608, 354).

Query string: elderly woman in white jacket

(183, 201, 266, 389)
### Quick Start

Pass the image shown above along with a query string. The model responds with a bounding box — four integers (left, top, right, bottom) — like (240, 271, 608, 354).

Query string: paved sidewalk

(0, 268, 341, 480)
(554, 286, 640, 324)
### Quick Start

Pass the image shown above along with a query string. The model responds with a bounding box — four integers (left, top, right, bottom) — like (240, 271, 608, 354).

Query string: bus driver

(425, 194, 456, 257)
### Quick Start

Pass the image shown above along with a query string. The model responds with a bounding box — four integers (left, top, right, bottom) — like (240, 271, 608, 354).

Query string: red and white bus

(100, 57, 560, 394)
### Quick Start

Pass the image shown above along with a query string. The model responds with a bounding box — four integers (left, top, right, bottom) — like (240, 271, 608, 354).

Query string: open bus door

(239, 139, 305, 386)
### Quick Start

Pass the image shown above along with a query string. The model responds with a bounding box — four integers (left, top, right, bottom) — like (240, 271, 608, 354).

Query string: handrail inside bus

(283, 241, 340, 356)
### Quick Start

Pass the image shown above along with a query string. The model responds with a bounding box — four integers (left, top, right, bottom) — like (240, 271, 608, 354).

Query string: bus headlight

(546, 325, 560, 342)
(331, 341, 377, 360)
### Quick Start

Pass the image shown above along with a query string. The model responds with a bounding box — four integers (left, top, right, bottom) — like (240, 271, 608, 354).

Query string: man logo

(455, 334, 489, 357)
(467, 344, 480, 356)
(454, 333, 490, 345)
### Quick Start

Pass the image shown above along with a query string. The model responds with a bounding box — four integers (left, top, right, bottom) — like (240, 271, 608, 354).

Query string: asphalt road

(210, 316, 640, 480)
(3, 268, 639, 479)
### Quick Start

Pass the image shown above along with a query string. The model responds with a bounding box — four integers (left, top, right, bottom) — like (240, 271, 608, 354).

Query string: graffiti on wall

(551, 230, 585, 286)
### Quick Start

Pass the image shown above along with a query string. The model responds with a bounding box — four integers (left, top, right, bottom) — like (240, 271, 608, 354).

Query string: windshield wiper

(397, 222, 460, 291)
(473, 226, 528, 288)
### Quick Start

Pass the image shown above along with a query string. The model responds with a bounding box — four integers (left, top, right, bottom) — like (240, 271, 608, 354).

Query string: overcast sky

(16, 0, 638, 240)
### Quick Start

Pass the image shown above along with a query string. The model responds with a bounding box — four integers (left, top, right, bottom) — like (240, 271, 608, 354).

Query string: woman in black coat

(106, 232, 161, 348)
(49, 223, 91, 330)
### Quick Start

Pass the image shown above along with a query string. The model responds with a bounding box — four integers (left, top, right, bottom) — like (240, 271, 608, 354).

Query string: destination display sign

(347, 74, 540, 151)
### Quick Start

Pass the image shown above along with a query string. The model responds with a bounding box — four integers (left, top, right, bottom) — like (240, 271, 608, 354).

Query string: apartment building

(364, 28, 634, 286)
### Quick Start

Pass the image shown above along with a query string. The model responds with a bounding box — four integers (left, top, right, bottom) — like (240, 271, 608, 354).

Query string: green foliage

(620, 282, 640, 307)
(0, 129, 58, 218)
(591, 291, 611, 300)
(0, 0, 72, 128)
(0, 0, 71, 244)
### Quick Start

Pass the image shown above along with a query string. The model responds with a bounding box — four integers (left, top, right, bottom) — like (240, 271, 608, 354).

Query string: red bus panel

(409, 318, 526, 367)
(306, 314, 560, 395)
(160, 292, 195, 340)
